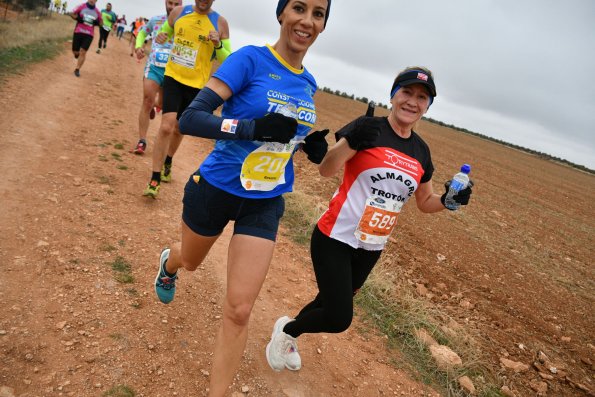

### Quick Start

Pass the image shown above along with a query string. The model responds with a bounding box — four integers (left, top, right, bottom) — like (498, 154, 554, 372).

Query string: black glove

(93, 19, 100, 26)
(344, 117, 382, 151)
(253, 113, 297, 143)
(302, 129, 329, 164)
(440, 180, 474, 209)
(76, 15, 84, 23)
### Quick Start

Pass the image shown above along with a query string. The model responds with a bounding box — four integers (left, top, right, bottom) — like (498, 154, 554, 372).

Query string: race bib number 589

(354, 196, 403, 245)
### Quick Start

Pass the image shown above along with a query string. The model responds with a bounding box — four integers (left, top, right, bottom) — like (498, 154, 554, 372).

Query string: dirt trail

(0, 37, 440, 396)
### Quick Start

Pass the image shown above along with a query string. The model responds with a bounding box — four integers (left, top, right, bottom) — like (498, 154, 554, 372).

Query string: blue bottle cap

(461, 164, 471, 174)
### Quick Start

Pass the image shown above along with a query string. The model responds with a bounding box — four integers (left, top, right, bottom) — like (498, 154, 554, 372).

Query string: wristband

(214, 42, 223, 50)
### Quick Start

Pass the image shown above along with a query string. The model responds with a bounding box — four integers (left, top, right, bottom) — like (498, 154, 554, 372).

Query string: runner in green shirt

(97, 3, 117, 54)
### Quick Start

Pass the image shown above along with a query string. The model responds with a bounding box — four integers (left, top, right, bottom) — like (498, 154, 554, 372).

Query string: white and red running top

(317, 116, 434, 251)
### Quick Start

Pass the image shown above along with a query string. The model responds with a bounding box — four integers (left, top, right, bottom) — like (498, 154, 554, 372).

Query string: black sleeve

(178, 87, 254, 141)
(418, 137, 434, 183)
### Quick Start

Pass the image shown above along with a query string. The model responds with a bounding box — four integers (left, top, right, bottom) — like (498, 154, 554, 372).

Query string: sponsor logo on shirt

(383, 149, 420, 176)
(266, 90, 317, 127)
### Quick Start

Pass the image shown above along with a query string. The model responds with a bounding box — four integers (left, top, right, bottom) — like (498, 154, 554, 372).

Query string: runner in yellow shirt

(143, 0, 231, 198)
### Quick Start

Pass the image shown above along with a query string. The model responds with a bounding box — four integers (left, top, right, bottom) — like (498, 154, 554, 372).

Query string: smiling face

(390, 84, 431, 128)
(277, 0, 327, 60)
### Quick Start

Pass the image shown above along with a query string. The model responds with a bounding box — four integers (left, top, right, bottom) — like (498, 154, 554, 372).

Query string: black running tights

(284, 226, 381, 338)
(98, 28, 109, 48)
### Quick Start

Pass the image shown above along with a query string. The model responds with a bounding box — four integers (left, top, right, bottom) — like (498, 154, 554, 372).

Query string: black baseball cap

(390, 69, 437, 98)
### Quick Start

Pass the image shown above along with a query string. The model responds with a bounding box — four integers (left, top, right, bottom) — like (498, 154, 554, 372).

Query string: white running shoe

(266, 316, 302, 371)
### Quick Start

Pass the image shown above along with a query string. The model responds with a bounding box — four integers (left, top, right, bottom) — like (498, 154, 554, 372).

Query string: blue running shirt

(199, 45, 318, 198)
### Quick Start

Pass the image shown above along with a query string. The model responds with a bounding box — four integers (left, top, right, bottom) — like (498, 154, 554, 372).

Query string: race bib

(354, 196, 403, 245)
(83, 14, 96, 26)
(240, 140, 300, 191)
(170, 42, 197, 69)
(154, 49, 171, 67)
(102, 25, 111, 32)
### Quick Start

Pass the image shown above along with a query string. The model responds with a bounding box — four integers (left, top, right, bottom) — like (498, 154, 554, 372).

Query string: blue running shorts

(144, 62, 166, 86)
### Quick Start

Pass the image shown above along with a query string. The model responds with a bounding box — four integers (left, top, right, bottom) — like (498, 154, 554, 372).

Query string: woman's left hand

(440, 180, 474, 208)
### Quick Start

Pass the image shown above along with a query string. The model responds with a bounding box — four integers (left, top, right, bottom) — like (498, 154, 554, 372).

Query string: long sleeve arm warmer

(179, 87, 255, 140)
(157, 19, 174, 40)
(135, 27, 148, 49)
(215, 39, 231, 62)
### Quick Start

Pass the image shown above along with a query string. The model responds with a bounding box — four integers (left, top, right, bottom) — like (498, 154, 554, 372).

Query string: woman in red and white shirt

(266, 66, 474, 371)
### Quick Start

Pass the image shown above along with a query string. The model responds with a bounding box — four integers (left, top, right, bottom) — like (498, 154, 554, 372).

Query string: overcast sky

(104, 0, 594, 169)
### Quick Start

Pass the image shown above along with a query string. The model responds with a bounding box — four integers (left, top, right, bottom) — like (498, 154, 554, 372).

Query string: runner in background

(129, 17, 146, 56)
(116, 14, 127, 40)
(265, 67, 474, 371)
(69, 0, 102, 77)
(130, 0, 182, 155)
(129, 19, 136, 43)
(142, 0, 230, 198)
(97, 3, 116, 54)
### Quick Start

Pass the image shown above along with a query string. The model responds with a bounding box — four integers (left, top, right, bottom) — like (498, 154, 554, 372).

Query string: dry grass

(0, 14, 71, 49)
(280, 190, 326, 245)
(356, 258, 502, 396)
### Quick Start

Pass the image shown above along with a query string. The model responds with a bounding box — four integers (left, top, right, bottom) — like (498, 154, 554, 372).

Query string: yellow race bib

(240, 141, 299, 191)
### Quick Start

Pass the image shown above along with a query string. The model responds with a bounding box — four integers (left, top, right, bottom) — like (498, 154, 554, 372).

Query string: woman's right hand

(253, 113, 298, 143)
(344, 117, 382, 150)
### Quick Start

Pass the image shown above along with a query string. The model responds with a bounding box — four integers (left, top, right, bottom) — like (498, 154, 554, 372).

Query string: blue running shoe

(154, 248, 177, 304)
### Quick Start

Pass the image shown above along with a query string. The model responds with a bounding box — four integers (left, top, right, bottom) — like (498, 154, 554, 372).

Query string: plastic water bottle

(444, 164, 471, 210)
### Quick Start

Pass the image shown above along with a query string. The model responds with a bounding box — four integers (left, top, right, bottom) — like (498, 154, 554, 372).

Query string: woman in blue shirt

(153, 0, 331, 395)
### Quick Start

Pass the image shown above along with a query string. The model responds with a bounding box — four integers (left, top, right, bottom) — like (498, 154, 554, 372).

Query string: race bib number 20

(240, 142, 298, 191)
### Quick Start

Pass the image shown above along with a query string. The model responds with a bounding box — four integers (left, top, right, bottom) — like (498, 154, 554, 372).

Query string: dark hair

(276, 0, 331, 27)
